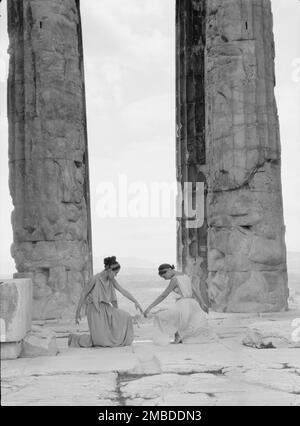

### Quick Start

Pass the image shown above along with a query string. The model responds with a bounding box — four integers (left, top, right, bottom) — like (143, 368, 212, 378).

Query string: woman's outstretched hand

(134, 302, 143, 315)
(143, 307, 151, 318)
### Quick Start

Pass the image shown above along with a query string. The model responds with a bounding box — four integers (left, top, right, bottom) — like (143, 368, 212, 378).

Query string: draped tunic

(69, 274, 134, 348)
(153, 274, 213, 344)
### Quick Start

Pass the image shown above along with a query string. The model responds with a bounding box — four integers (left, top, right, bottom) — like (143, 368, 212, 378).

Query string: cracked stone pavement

(1, 310, 300, 406)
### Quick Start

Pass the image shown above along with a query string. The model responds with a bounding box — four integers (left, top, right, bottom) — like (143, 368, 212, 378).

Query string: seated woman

(144, 264, 211, 344)
(68, 256, 143, 348)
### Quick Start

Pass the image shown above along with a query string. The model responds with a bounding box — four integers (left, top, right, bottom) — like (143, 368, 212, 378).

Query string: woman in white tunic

(144, 264, 211, 344)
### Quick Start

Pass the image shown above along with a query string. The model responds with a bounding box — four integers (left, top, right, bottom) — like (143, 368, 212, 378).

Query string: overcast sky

(0, 0, 299, 274)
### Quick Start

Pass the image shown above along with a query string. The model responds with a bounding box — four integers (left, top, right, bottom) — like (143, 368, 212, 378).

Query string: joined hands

(143, 307, 151, 318)
(134, 303, 152, 318)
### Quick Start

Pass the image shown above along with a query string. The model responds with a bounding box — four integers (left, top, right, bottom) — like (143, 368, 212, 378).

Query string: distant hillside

(287, 251, 300, 274)
(1, 252, 299, 288)
(94, 266, 156, 276)
(0, 274, 12, 280)
(93, 256, 157, 272)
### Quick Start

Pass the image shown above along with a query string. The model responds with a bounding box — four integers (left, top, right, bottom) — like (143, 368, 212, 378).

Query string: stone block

(208, 270, 288, 313)
(289, 289, 300, 310)
(0, 278, 33, 342)
(129, 353, 162, 375)
(242, 320, 300, 349)
(0, 341, 22, 360)
(21, 327, 59, 358)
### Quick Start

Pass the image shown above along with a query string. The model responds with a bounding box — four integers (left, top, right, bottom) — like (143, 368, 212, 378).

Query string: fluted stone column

(7, 0, 93, 319)
(176, 0, 288, 312)
(176, 0, 209, 307)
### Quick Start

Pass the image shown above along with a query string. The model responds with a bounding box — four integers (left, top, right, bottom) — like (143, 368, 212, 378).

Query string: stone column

(7, 0, 93, 319)
(176, 0, 288, 312)
(205, 0, 288, 311)
(176, 0, 209, 308)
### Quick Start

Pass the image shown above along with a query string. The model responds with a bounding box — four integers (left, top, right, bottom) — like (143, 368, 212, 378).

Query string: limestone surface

(205, 0, 288, 312)
(289, 288, 300, 310)
(176, 0, 288, 312)
(21, 327, 59, 358)
(0, 279, 32, 342)
(242, 320, 300, 349)
(7, 0, 93, 320)
(0, 342, 22, 360)
(1, 372, 118, 406)
(1, 312, 300, 406)
(176, 0, 209, 310)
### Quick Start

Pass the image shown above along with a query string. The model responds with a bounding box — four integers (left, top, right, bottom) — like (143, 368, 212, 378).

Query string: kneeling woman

(68, 256, 143, 348)
(144, 264, 210, 344)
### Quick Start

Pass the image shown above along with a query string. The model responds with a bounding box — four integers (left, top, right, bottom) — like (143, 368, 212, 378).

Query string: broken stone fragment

(21, 328, 59, 358)
(0, 341, 22, 360)
(289, 290, 300, 310)
(129, 354, 162, 376)
(242, 320, 300, 349)
(0, 279, 33, 343)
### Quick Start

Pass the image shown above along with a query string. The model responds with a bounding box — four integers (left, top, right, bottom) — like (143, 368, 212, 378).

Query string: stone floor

(1, 309, 300, 406)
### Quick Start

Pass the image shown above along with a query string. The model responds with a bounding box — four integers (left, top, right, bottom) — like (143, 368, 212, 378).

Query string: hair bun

(158, 263, 176, 272)
(104, 256, 117, 267)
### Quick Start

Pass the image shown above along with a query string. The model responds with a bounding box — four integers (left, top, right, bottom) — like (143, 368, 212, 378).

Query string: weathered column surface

(7, 0, 93, 319)
(177, 0, 288, 312)
(176, 0, 209, 309)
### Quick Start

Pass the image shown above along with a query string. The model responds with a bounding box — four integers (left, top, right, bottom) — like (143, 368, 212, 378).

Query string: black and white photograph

(0, 0, 299, 410)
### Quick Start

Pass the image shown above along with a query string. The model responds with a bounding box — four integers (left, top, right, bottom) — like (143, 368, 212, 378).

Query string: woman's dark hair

(158, 263, 175, 276)
(104, 256, 121, 271)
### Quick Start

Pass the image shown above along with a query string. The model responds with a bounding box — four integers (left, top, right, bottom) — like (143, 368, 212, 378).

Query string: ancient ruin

(7, 0, 93, 319)
(176, 0, 288, 312)
(176, 0, 209, 309)
(5, 0, 288, 318)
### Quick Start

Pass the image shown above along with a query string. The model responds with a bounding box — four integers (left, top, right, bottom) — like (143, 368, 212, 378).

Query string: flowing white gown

(152, 274, 213, 345)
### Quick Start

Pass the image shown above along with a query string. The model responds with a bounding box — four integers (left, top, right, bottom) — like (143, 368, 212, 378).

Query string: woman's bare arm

(112, 278, 142, 311)
(144, 278, 177, 315)
(192, 287, 209, 313)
